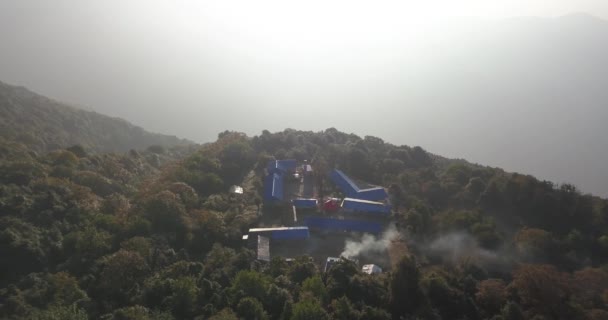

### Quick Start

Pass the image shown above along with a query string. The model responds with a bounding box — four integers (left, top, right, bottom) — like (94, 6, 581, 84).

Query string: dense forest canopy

(1, 126, 608, 320)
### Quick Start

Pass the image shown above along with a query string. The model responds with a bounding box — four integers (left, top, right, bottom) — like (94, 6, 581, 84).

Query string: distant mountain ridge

(0, 81, 192, 153)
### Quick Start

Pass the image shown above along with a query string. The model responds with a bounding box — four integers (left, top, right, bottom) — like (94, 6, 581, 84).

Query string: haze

(1, 0, 608, 196)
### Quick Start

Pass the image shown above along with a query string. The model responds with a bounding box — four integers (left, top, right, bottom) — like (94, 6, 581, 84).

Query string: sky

(1, 0, 608, 196)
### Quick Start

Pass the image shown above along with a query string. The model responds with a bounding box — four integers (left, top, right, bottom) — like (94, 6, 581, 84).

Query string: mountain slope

(0, 128, 607, 319)
(0, 81, 192, 153)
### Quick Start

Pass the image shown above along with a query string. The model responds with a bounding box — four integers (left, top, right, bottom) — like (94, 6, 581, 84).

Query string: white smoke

(427, 232, 498, 263)
(341, 224, 399, 258)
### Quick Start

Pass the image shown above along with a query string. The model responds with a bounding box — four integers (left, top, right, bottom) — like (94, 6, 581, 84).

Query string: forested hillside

(1, 128, 607, 320)
(0, 81, 192, 153)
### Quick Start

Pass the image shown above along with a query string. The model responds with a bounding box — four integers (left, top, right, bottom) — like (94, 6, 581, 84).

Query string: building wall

(293, 199, 318, 208)
(354, 188, 388, 201)
(304, 217, 383, 234)
(271, 228, 310, 240)
(249, 227, 310, 240)
(342, 198, 390, 214)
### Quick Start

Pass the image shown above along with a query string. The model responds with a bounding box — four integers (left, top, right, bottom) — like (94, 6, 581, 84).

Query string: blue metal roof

(304, 217, 383, 234)
(263, 172, 284, 203)
(355, 187, 388, 201)
(329, 169, 388, 201)
(341, 198, 391, 214)
(330, 169, 359, 197)
(292, 198, 318, 208)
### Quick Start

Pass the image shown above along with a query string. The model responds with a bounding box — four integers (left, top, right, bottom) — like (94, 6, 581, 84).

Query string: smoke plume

(341, 224, 399, 258)
(427, 232, 497, 262)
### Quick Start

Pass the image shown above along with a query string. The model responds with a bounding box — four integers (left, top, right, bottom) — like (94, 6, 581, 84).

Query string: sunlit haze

(1, 0, 608, 196)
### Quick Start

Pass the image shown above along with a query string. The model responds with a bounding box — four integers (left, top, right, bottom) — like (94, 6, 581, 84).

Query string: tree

(166, 276, 200, 318)
(476, 279, 507, 317)
(0, 217, 47, 280)
(290, 299, 329, 320)
(572, 268, 608, 309)
(330, 296, 360, 320)
(301, 276, 328, 305)
(466, 177, 486, 197)
(120, 237, 152, 261)
(97, 250, 150, 307)
(390, 256, 426, 318)
(509, 264, 573, 318)
(219, 141, 255, 184)
(63, 225, 112, 274)
(143, 191, 187, 234)
(43, 272, 88, 307)
(108, 305, 173, 320)
(513, 228, 557, 262)
(236, 297, 268, 320)
(209, 308, 239, 320)
(230, 270, 271, 303)
(410, 146, 431, 167)
(264, 284, 292, 320)
(360, 306, 391, 320)
(587, 309, 608, 320)
(72, 171, 115, 196)
(31, 305, 88, 320)
(288, 256, 318, 285)
(66, 145, 87, 158)
(421, 273, 472, 319)
(324, 258, 358, 301)
(188, 209, 226, 253)
(50, 150, 79, 167)
(500, 302, 525, 320)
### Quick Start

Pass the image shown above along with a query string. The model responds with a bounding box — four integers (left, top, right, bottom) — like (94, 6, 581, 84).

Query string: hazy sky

(1, 0, 608, 196)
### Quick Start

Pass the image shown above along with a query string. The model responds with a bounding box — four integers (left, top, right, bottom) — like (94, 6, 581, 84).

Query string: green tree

(330, 296, 360, 320)
(360, 306, 391, 320)
(31, 305, 88, 320)
(231, 270, 271, 303)
(301, 276, 328, 305)
(108, 305, 174, 320)
(288, 256, 318, 285)
(476, 279, 507, 317)
(143, 191, 187, 234)
(97, 250, 150, 307)
(509, 264, 574, 319)
(209, 308, 239, 320)
(501, 302, 525, 320)
(236, 297, 268, 320)
(390, 256, 426, 318)
(290, 299, 329, 320)
(325, 258, 358, 301)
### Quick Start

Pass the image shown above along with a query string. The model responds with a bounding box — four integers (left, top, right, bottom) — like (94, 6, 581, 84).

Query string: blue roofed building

(264, 172, 284, 203)
(292, 198, 318, 209)
(248, 227, 310, 240)
(304, 217, 383, 234)
(353, 187, 388, 201)
(330, 169, 359, 197)
(263, 159, 300, 204)
(341, 198, 391, 215)
(329, 169, 388, 201)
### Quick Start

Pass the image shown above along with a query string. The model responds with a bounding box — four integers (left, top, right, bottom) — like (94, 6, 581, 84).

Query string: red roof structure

(323, 198, 340, 212)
